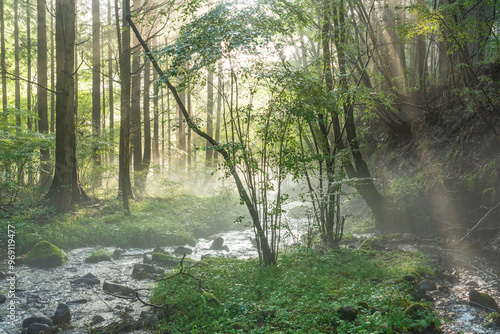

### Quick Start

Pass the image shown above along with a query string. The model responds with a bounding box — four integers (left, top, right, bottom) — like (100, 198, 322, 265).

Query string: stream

(1, 229, 499, 333)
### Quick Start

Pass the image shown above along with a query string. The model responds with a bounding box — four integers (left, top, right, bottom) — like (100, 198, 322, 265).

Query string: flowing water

(1, 228, 499, 333)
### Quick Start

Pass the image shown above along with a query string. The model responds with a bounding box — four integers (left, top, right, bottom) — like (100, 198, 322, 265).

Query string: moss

(359, 238, 383, 251)
(469, 290, 499, 311)
(402, 302, 430, 320)
(24, 241, 68, 268)
(85, 253, 112, 263)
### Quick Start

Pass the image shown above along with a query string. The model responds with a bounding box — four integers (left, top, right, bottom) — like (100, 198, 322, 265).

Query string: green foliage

(151, 247, 439, 333)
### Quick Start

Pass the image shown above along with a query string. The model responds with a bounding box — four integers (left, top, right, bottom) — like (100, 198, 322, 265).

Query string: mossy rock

(24, 241, 68, 268)
(359, 238, 383, 251)
(402, 302, 431, 320)
(469, 290, 499, 311)
(356, 301, 371, 312)
(85, 253, 112, 263)
(151, 253, 179, 266)
(337, 305, 358, 321)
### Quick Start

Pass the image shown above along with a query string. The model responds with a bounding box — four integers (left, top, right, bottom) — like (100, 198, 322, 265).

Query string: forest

(1, 0, 500, 333)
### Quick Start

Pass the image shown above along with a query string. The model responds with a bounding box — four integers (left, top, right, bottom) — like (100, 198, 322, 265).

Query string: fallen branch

(459, 201, 500, 243)
(469, 300, 499, 313)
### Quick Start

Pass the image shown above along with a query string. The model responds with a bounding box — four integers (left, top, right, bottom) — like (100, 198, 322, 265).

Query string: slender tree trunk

(92, 0, 102, 185)
(118, 0, 131, 215)
(177, 88, 186, 170)
(27, 0, 34, 185)
(46, 0, 88, 211)
(214, 63, 222, 163)
(206, 72, 214, 166)
(1, 0, 7, 121)
(187, 92, 192, 169)
(15, 0, 20, 126)
(38, 0, 51, 190)
(50, 0, 55, 133)
(152, 39, 160, 165)
(131, 0, 143, 185)
(108, 0, 114, 164)
(142, 52, 151, 185)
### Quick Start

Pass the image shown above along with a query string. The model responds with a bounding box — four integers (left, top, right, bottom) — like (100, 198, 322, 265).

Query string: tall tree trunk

(15, 0, 20, 126)
(118, 0, 132, 215)
(152, 39, 160, 165)
(187, 92, 192, 169)
(1, 0, 7, 121)
(214, 63, 222, 164)
(50, 0, 55, 133)
(108, 0, 114, 164)
(92, 0, 102, 185)
(131, 0, 143, 185)
(46, 0, 88, 211)
(38, 0, 51, 190)
(206, 72, 214, 167)
(177, 88, 186, 170)
(142, 52, 151, 186)
(27, 0, 33, 185)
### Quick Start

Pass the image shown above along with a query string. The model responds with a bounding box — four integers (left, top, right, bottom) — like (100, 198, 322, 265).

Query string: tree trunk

(108, 0, 114, 165)
(214, 63, 222, 164)
(118, 0, 132, 215)
(142, 52, 151, 186)
(177, 88, 186, 170)
(152, 39, 160, 165)
(38, 0, 51, 190)
(15, 0, 20, 126)
(50, 0, 55, 133)
(92, 0, 102, 185)
(1, 0, 7, 121)
(46, 0, 88, 211)
(131, 0, 142, 186)
(206, 72, 214, 166)
(187, 91, 192, 169)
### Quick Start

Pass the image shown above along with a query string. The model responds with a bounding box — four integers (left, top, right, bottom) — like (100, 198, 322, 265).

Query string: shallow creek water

(1, 230, 499, 333)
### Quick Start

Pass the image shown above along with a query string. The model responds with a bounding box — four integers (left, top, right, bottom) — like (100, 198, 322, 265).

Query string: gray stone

(132, 264, 163, 279)
(72, 273, 100, 285)
(112, 248, 123, 259)
(221, 245, 230, 252)
(419, 280, 437, 291)
(174, 246, 193, 255)
(466, 281, 480, 289)
(143, 254, 153, 263)
(52, 303, 71, 325)
(23, 316, 53, 328)
(469, 290, 499, 310)
(27, 323, 53, 334)
(0, 294, 6, 304)
(438, 285, 450, 294)
(66, 299, 88, 304)
(140, 311, 159, 328)
(90, 315, 105, 326)
(210, 237, 224, 250)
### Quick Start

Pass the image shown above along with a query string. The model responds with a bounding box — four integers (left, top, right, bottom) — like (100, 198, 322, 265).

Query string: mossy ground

(2, 193, 247, 254)
(151, 246, 440, 333)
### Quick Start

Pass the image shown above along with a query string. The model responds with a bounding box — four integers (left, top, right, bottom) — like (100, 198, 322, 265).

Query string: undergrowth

(151, 247, 440, 333)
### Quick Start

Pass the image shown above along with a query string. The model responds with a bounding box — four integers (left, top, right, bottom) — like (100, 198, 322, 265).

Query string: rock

(0, 294, 6, 304)
(438, 285, 450, 294)
(23, 316, 53, 328)
(151, 253, 178, 266)
(466, 281, 480, 289)
(85, 253, 112, 264)
(221, 245, 230, 252)
(153, 245, 167, 254)
(66, 299, 88, 304)
(359, 238, 383, 251)
(139, 311, 159, 328)
(132, 264, 163, 279)
(90, 315, 105, 326)
(102, 281, 136, 297)
(337, 306, 358, 321)
(469, 290, 499, 311)
(419, 280, 437, 291)
(210, 237, 224, 250)
(143, 254, 153, 263)
(112, 248, 124, 259)
(52, 303, 71, 325)
(72, 273, 100, 285)
(174, 246, 193, 255)
(27, 323, 53, 334)
(24, 241, 68, 268)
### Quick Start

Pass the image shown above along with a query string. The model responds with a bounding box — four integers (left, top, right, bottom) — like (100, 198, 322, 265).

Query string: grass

(151, 246, 440, 333)
(2, 192, 248, 254)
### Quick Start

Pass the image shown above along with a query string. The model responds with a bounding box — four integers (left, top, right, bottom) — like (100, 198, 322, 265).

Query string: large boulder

(24, 241, 68, 268)
(27, 323, 53, 334)
(469, 290, 499, 311)
(71, 273, 100, 285)
(151, 253, 179, 266)
(22, 316, 53, 328)
(52, 303, 71, 325)
(174, 246, 193, 255)
(209, 237, 224, 250)
(103, 281, 136, 297)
